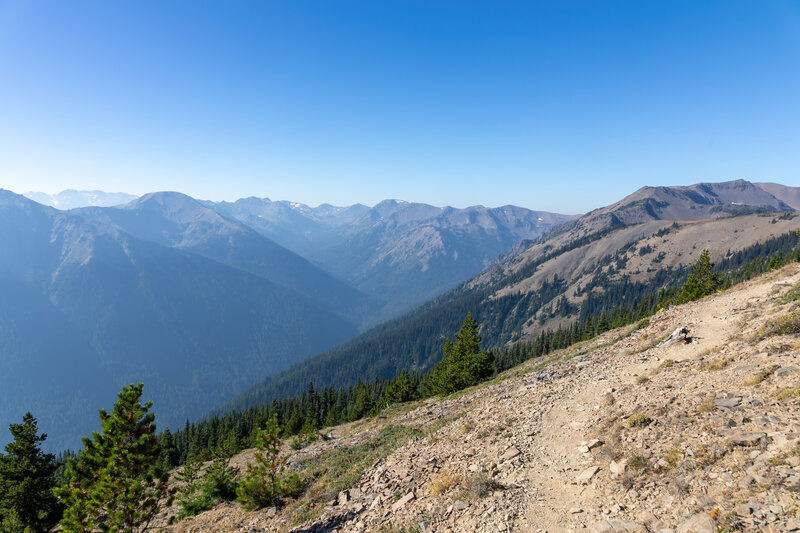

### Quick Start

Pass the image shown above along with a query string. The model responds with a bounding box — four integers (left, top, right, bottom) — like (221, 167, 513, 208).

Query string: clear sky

(1, 1, 799, 213)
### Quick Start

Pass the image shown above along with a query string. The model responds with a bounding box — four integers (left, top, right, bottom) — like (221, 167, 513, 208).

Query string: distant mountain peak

(24, 189, 138, 210)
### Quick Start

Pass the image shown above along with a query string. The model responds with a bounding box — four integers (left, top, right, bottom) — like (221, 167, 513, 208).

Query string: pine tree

(427, 313, 495, 395)
(56, 383, 171, 533)
(676, 249, 724, 304)
(0, 413, 59, 533)
(236, 414, 302, 510)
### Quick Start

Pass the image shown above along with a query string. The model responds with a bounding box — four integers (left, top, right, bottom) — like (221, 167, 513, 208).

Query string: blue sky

(1, 1, 799, 213)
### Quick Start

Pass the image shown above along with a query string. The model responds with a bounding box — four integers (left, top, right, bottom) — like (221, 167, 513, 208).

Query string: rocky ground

(162, 264, 800, 532)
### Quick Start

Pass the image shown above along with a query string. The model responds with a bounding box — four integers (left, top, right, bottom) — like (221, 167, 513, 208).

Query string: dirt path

(513, 265, 800, 531)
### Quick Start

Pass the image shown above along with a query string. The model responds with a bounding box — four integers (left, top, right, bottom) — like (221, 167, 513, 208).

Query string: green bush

(627, 413, 652, 427)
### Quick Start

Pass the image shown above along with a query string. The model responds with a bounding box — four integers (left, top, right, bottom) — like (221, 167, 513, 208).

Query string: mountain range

(219, 179, 800, 413)
(0, 190, 366, 450)
(24, 189, 138, 210)
(1, 189, 567, 449)
(208, 198, 575, 321)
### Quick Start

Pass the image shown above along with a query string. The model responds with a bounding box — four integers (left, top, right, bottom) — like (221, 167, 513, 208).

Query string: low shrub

(627, 413, 652, 427)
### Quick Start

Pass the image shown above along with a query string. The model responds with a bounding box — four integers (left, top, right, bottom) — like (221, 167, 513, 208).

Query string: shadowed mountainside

(0, 190, 358, 450)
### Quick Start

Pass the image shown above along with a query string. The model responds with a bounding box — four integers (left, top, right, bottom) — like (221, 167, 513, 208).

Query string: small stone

(610, 460, 627, 476)
(714, 397, 741, 409)
(587, 438, 604, 450)
(338, 490, 351, 506)
(576, 466, 600, 485)
(501, 446, 521, 462)
(730, 431, 767, 447)
(569, 506, 583, 514)
(737, 475, 755, 490)
(777, 366, 799, 377)
(734, 503, 752, 516)
(589, 519, 647, 533)
(676, 513, 716, 533)
(391, 491, 415, 512)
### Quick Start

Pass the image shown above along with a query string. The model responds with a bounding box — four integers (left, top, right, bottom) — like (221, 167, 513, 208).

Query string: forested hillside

(220, 209, 800, 415)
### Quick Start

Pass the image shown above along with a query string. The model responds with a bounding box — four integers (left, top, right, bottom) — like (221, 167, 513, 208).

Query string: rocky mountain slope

(0, 190, 358, 451)
(209, 197, 575, 321)
(757, 183, 800, 211)
(163, 263, 800, 532)
(536, 180, 795, 247)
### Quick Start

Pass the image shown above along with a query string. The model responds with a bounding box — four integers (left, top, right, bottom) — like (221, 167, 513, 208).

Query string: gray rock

(676, 513, 716, 533)
(590, 519, 648, 533)
(391, 491, 415, 512)
(501, 446, 521, 462)
(776, 366, 799, 377)
(714, 396, 741, 409)
(730, 431, 767, 447)
(610, 460, 627, 476)
(576, 466, 600, 484)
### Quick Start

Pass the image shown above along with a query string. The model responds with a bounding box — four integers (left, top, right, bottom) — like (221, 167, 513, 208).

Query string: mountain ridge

(208, 197, 576, 321)
(74, 191, 375, 324)
(0, 189, 359, 450)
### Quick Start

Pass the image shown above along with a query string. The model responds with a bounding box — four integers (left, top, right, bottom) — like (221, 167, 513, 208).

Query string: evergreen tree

(236, 414, 302, 510)
(383, 370, 419, 404)
(284, 406, 304, 436)
(173, 455, 211, 520)
(427, 313, 495, 395)
(676, 249, 724, 304)
(56, 383, 171, 533)
(350, 380, 373, 420)
(0, 413, 59, 533)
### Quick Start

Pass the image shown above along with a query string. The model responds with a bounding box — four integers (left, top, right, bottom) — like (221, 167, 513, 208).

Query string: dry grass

(663, 446, 682, 470)
(697, 400, 717, 413)
(742, 366, 777, 386)
(778, 283, 800, 305)
(657, 359, 675, 371)
(755, 310, 800, 339)
(699, 356, 735, 371)
(429, 471, 462, 497)
(465, 473, 503, 499)
(627, 455, 648, 474)
(776, 384, 800, 401)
